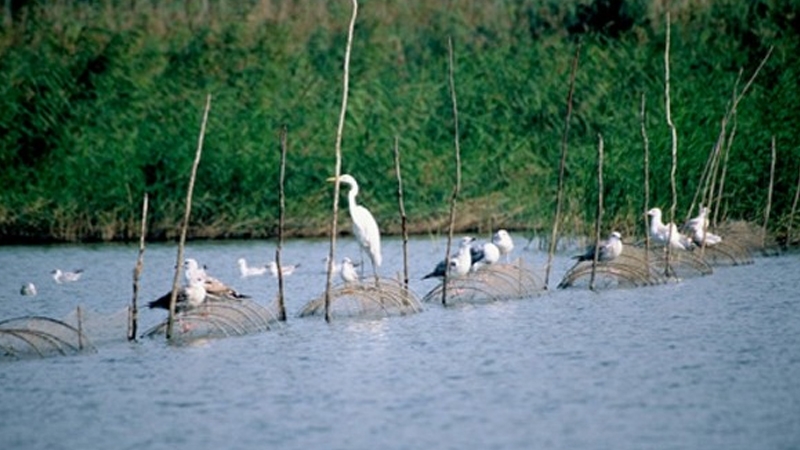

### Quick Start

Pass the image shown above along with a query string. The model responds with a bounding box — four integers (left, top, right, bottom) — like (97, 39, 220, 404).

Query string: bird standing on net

(470, 241, 501, 271)
(682, 205, 722, 247)
(423, 236, 475, 280)
(340, 257, 359, 284)
(647, 208, 694, 250)
(328, 174, 382, 282)
(185, 258, 249, 299)
(572, 231, 624, 262)
(148, 275, 207, 313)
(492, 229, 514, 263)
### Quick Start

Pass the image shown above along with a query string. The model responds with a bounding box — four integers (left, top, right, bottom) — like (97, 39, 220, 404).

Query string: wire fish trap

(299, 277, 423, 319)
(691, 240, 754, 266)
(0, 315, 96, 361)
(142, 297, 278, 341)
(422, 259, 546, 305)
(715, 220, 779, 256)
(557, 249, 669, 290)
(639, 245, 714, 279)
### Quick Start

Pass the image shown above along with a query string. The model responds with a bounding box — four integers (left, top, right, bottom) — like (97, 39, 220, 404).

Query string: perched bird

(20, 282, 37, 296)
(267, 261, 300, 278)
(51, 268, 84, 284)
(470, 241, 501, 271)
(323, 256, 342, 275)
(340, 257, 359, 284)
(682, 206, 722, 247)
(148, 276, 207, 313)
(328, 174, 382, 280)
(185, 258, 249, 299)
(647, 207, 694, 250)
(423, 236, 475, 280)
(572, 231, 624, 262)
(492, 229, 514, 262)
(237, 258, 268, 278)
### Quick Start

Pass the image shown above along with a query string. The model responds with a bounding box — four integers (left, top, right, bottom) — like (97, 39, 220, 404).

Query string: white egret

(423, 236, 475, 279)
(237, 258, 268, 278)
(647, 208, 693, 250)
(492, 229, 514, 262)
(51, 268, 83, 284)
(572, 231, 624, 262)
(328, 174, 382, 280)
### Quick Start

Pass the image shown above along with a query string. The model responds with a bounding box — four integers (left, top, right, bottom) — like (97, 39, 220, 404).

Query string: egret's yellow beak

(326, 176, 338, 183)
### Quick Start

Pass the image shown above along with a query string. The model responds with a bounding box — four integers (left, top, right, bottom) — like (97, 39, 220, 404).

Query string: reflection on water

(1, 239, 799, 450)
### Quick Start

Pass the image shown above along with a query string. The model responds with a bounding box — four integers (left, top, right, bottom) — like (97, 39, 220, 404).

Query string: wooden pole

(441, 36, 462, 307)
(640, 93, 651, 269)
(167, 93, 211, 340)
(664, 12, 677, 277)
(128, 192, 148, 341)
(787, 163, 800, 249)
(77, 305, 84, 350)
(393, 136, 410, 290)
(325, 0, 358, 322)
(545, 42, 580, 289)
(763, 136, 776, 249)
(590, 134, 604, 291)
(275, 125, 288, 322)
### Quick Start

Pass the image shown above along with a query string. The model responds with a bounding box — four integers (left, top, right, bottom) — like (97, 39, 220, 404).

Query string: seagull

(323, 256, 342, 275)
(51, 268, 84, 284)
(647, 208, 694, 250)
(340, 257, 359, 283)
(682, 205, 722, 247)
(422, 236, 475, 279)
(20, 282, 37, 296)
(328, 174, 382, 280)
(185, 258, 249, 299)
(492, 229, 514, 262)
(148, 275, 207, 313)
(470, 241, 501, 271)
(267, 261, 300, 278)
(572, 231, 624, 262)
(237, 258, 268, 278)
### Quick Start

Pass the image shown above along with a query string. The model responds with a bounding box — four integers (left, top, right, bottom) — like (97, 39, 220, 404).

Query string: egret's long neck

(346, 183, 359, 210)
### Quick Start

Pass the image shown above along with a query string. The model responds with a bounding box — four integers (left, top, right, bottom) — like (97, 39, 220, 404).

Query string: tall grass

(0, 0, 798, 242)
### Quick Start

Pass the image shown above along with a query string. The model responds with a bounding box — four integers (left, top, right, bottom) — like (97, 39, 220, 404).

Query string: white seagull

(237, 258, 268, 278)
(51, 268, 84, 284)
(20, 282, 37, 296)
(323, 256, 342, 275)
(340, 257, 359, 284)
(148, 275, 207, 313)
(647, 207, 694, 250)
(470, 241, 501, 271)
(682, 205, 722, 247)
(267, 261, 300, 278)
(328, 174, 382, 280)
(423, 236, 475, 279)
(572, 231, 624, 262)
(492, 229, 514, 262)
(185, 258, 249, 299)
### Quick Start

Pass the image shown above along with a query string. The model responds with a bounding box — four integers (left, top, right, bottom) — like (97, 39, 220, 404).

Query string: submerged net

(141, 297, 279, 342)
(422, 259, 546, 304)
(0, 313, 96, 361)
(299, 277, 423, 319)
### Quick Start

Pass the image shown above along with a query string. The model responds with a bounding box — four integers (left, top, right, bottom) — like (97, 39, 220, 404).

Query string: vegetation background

(0, 0, 798, 244)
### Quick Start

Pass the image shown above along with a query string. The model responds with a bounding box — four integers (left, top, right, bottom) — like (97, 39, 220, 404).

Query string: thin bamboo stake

(545, 42, 581, 289)
(128, 192, 148, 341)
(77, 305, 84, 350)
(441, 35, 461, 307)
(640, 94, 651, 268)
(275, 125, 288, 322)
(166, 93, 211, 340)
(325, 0, 358, 322)
(664, 12, 677, 277)
(714, 110, 737, 227)
(787, 163, 800, 249)
(393, 136, 410, 290)
(762, 136, 776, 249)
(590, 134, 604, 291)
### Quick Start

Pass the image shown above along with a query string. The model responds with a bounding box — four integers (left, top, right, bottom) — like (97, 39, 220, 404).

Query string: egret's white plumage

(340, 257, 359, 283)
(647, 208, 693, 250)
(682, 205, 722, 247)
(237, 258, 268, 278)
(328, 174, 382, 279)
(573, 231, 624, 262)
(51, 268, 83, 284)
(470, 241, 501, 271)
(492, 229, 514, 262)
(423, 236, 475, 279)
(20, 282, 37, 296)
(267, 261, 300, 278)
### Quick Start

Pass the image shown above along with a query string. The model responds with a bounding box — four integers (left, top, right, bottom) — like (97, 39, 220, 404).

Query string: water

(1, 237, 799, 450)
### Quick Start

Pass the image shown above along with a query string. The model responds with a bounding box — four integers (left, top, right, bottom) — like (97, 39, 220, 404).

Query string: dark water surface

(1, 237, 799, 450)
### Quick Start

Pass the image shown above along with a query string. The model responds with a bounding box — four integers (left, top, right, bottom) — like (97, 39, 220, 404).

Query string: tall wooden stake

(590, 134, 604, 291)
(393, 136, 410, 290)
(640, 93, 651, 269)
(441, 36, 462, 307)
(275, 125, 288, 321)
(787, 163, 800, 249)
(167, 93, 211, 340)
(763, 136, 776, 249)
(128, 192, 148, 341)
(664, 12, 677, 277)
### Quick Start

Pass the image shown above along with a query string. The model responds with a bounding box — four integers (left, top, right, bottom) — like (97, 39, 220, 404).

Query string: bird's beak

(326, 176, 337, 183)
